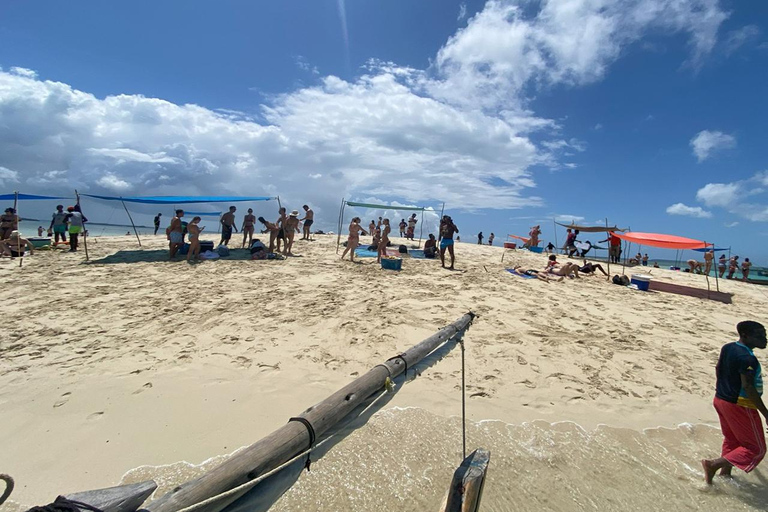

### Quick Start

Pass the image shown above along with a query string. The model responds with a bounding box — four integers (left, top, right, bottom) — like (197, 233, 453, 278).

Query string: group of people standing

(1, 203, 86, 256)
(164, 204, 314, 262)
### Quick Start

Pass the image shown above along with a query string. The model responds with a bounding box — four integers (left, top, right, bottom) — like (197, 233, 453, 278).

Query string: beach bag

(217, 245, 230, 257)
(398, 245, 408, 254)
(612, 275, 630, 286)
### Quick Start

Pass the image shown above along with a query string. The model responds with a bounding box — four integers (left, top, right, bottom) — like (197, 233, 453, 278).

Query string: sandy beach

(2, 234, 767, 511)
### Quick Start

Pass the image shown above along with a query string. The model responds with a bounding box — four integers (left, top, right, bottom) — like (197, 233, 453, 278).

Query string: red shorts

(714, 396, 766, 472)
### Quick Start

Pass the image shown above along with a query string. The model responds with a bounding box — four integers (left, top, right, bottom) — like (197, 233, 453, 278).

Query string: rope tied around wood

(1, 474, 14, 506)
(288, 417, 317, 472)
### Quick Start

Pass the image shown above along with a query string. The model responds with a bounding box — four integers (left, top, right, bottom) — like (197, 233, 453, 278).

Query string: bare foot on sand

(701, 459, 717, 485)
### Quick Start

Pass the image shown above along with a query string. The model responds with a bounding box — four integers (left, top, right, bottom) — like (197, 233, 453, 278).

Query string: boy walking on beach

(702, 321, 767, 484)
(219, 206, 237, 246)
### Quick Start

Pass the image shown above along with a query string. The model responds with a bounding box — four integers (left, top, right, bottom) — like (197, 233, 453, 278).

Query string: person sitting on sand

(718, 254, 727, 278)
(167, 209, 184, 259)
(283, 210, 302, 255)
(424, 234, 437, 258)
(439, 216, 459, 269)
(377, 218, 391, 263)
(0, 208, 19, 240)
(186, 217, 204, 262)
(241, 208, 256, 248)
(704, 249, 714, 275)
(701, 320, 767, 485)
(653, 262, 660, 268)
(219, 206, 238, 246)
(341, 217, 367, 262)
(250, 238, 268, 260)
(742, 258, 752, 282)
(399, 219, 407, 238)
(546, 255, 579, 278)
(579, 260, 608, 276)
(1, 231, 35, 258)
(300, 204, 314, 240)
(257, 216, 279, 253)
(728, 256, 739, 279)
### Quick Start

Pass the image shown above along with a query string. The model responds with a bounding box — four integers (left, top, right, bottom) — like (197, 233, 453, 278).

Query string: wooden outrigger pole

(439, 448, 491, 512)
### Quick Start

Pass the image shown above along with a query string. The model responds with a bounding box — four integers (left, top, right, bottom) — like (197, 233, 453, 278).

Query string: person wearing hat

(1, 230, 34, 258)
(283, 210, 302, 256)
(241, 208, 256, 248)
(219, 206, 238, 247)
(49, 205, 68, 244)
(1, 208, 19, 240)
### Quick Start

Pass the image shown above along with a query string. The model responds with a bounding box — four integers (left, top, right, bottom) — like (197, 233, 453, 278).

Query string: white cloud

(694, 172, 768, 223)
(723, 25, 761, 55)
(295, 55, 320, 76)
(724, 221, 739, 228)
(9, 67, 37, 78)
(690, 130, 736, 162)
(594, 123, 603, 130)
(458, 3, 467, 21)
(429, 0, 728, 111)
(554, 214, 585, 223)
(97, 174, 132, 192)
(665, 202, 712, 218)
(0, 166, 19, 186)
(696, 182, 740, 207)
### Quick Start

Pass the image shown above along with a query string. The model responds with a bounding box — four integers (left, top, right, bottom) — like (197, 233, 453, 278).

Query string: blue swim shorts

(440, 238, 454, 249)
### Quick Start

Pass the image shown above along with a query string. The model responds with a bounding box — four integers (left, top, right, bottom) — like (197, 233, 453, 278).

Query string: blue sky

(1, 0, 767, 262)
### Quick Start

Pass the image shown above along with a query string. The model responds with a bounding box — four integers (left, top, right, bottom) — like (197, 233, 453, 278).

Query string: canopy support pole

(336, 199, 345, 254)
(713, 246, 720, 292)
(13, 191, 22, 268)
(605, 218, 610, 276)
(553, 218, 558, 254)
(75, 190, 89, 261)
(120, 198, 142, 247)
(418, 208, 424, 248)
(622, 241, 628, 276)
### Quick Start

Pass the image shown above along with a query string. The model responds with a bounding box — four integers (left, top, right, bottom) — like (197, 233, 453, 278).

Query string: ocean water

(17, 219, 154, 238)
(116, 407, 767, 512)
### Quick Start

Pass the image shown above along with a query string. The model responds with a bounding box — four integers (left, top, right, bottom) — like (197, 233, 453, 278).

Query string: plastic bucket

(504, 242, 517, 249)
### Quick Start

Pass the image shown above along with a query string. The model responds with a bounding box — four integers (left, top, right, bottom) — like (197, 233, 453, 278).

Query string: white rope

(171, 387, 391, 512)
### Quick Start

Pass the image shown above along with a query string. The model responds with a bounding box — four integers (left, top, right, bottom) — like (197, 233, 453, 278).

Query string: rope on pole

(336, 198, 345, 254)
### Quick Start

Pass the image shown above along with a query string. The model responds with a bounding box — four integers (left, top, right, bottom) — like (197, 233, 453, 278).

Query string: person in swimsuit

(241, 208, 256, 248)
(154, 213, 162, 235)
(406, 214, 417, 240)
(257, 217, 277, 252)
(488, 233, 495, 246)
(369, 220, 376, 241)
(49, 205, 68, 244)
(512, 265, 563, 282)
(399, 219, 407, 238)
(528, 225, 541, 247)
(742, 258, 752, 281)
(728, 256, 739, 279)
(186, 217, 204, 262)
(377, 219, 391, 263)
(718, 254, 728, 278)
(341, 217, 367, 262)
(219, 206, 237, 246)
(439, 216, 459, 269)
(424, 234, 437, 258)
(168, 209, 184, 259)
(1, 208, 19, 240)
(579, 260, 608, 276)
(275, 207, 287, 253)
(547, 254, 580, 278)
(704, 249, 714, 275)
(642, 253, 649, 266)
(283, 210, 302, 255)
(300, 205, 314, 240)
(1, 231, 35, 258)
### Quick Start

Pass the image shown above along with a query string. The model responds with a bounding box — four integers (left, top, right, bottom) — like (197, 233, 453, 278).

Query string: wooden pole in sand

(605, 218, 610, 276)
(335, 198, 345, 254)
(439, 448, 490, 512)
(418, 208, 424, 247)
(552, 218, 558, 254)
(120, 198, 142, 248)
(75, 190, 89, 261)
(13, 191, 22, 268)
(146, 312, 478, 512)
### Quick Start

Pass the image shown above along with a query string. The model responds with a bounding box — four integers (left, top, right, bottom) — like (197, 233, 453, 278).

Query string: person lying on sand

(701, 321, 767, 485)
(341, 217, 367, 262)
(579, 260, 608, 276)
(1, 231, 35, 258)
(546, 255, 579, 278)
(513, 266, 563, 282)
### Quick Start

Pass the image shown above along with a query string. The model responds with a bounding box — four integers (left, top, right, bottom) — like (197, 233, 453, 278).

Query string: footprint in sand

(132, 382, 153, 395)
(53, 392, 71, 408)
(87, 411, 104, 420)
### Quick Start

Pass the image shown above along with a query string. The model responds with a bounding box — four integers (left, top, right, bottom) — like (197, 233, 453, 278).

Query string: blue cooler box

(528, 246, 544, 253)
(631, 274, 651, 291)
(381, 258, 402, 271)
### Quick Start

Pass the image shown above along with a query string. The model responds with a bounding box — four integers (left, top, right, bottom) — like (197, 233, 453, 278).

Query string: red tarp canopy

(612, 232, 712, 250)
(507, 234, 531, 243)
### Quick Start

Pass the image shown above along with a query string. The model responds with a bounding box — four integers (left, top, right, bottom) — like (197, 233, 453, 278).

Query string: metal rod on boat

(146, 312, 478, 512)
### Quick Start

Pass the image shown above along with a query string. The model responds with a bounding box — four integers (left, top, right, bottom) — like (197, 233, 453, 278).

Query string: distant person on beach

(219, 206, 237, 246)
(718, 254, 728, 278)
(456, 235, 460, 242)
(49, 205, 68, 244)
(1, 231, 35, 258)
(488, 233, 495, 245)
(65, 204, 87, 252)
(565, 229, 579, 257)
(477, 232, 483, 244)
(653, 262, 660, 268)
(701, 320, 767, 485)
(424, 234, 437, 258)
(300, 205, 314, 240)
(407, 214, 417, 240)
(257, 216, 279, 253)
(399, 219, 407, 238)
(439, 216, 459, 269)
(528, 225, 541, 247)
(728, 256, 740, 279)
(341, 217, 367, 262)
(186, 216, 204, 262)
(36, 225, 43, 236)
(1, 208, 19, 240)
(578, 241, 593, 258)
(154, 213, 162, 235)
(599, 232, 622, 264)
(369, 220, 376, 241)
(125, 231, 131, 236)
(687, 259, 703, 274)
(545, 242, 555, 253)
(704, 249, 715, 275)
(376, 219, 391, 263)
(242, 208, 256, 248)
(642, 253, 649, 266)
(283, 210, 302, 255)
(580, 260, 608, 276)
(742, 258, 752, 282)
(168, 209, 184, 259)
(275, 207, 287, 253)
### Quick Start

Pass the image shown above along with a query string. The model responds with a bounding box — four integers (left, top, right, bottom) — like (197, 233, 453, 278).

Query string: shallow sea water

(119, 407, 768, 512)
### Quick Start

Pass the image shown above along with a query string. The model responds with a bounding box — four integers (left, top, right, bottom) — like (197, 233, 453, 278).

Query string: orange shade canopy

(507, 234, 531, 243)
(612, 232, 712, 250)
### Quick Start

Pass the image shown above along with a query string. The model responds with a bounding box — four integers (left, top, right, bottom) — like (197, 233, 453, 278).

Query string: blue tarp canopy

(184, 211, 223, 217)
(0, 193, 69, 200)
(83, 194, 276, 204)
(692, 247, 730, 252)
